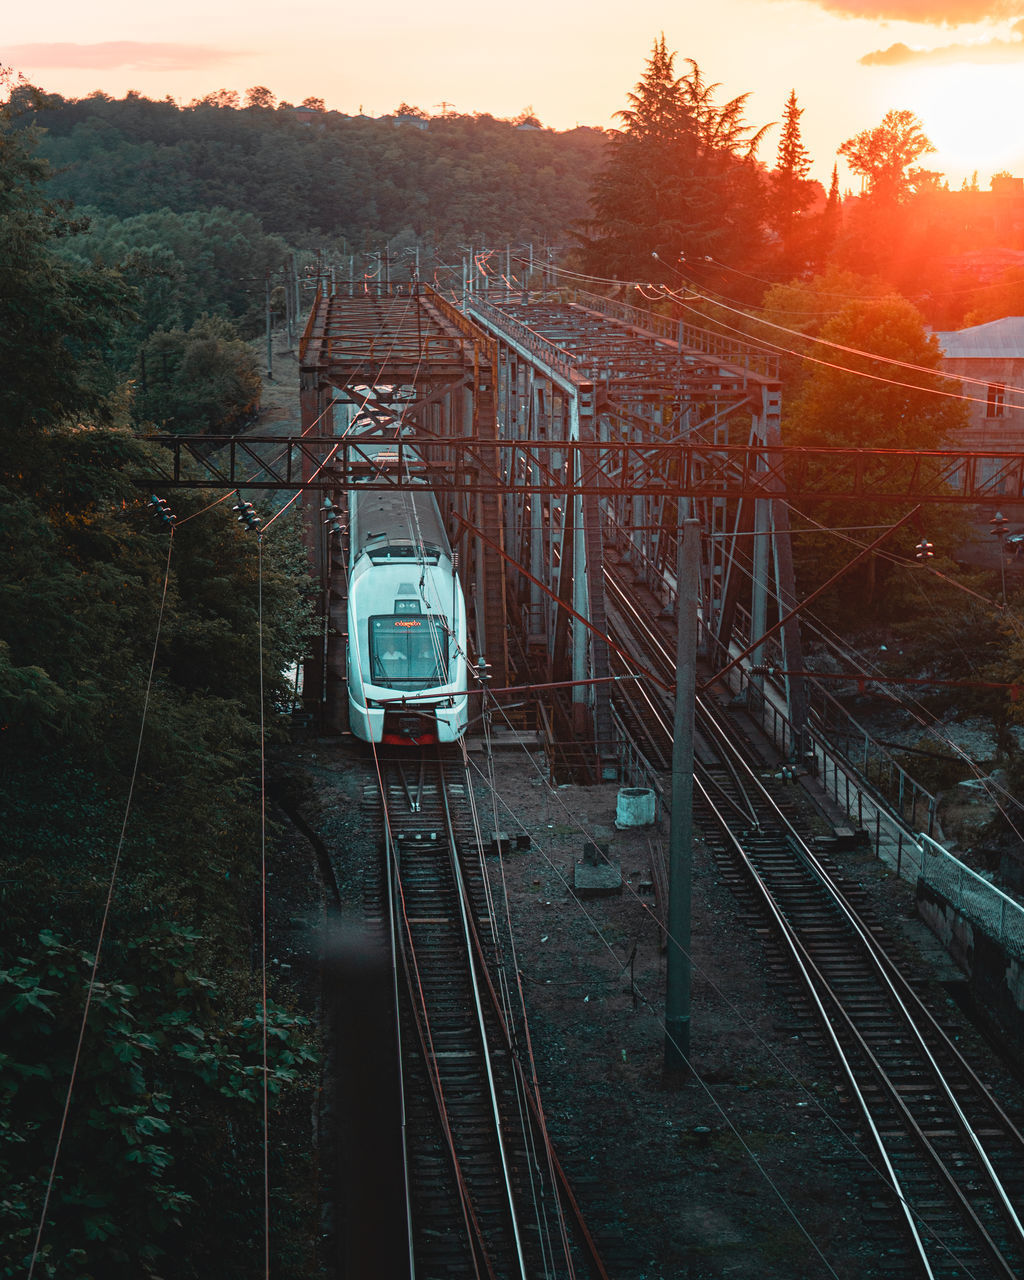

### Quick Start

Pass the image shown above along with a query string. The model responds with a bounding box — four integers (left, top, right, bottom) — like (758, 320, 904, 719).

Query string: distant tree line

(8, 85, 605, 262)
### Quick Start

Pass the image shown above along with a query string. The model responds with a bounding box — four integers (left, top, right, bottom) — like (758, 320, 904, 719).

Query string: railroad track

(604, 567, 1024, 1280)
(373, 746, 610, 1279)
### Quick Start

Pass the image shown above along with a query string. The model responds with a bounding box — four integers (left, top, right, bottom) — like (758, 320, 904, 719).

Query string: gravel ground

(271, 725, 1024, 1280)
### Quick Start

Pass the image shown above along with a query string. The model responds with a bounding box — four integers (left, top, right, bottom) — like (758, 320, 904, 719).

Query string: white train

(345, 441, 469, 744)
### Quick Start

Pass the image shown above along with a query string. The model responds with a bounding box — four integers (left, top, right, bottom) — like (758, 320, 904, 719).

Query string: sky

(4, 0, 1024, 191)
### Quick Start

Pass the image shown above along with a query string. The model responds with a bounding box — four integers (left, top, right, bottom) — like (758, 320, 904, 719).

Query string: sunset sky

(5, 0, 1024, 191)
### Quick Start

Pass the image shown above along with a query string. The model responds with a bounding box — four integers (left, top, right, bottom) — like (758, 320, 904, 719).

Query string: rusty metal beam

(144, 435, 1024, 506)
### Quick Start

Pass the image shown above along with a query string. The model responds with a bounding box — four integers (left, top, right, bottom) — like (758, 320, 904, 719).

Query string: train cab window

(369, 615, 449, 687)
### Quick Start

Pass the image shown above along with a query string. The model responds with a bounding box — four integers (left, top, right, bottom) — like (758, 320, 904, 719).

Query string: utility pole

(265, 273, 273, 380)
(992, 511, 1008, 605)
(665, 517, 699, 1073)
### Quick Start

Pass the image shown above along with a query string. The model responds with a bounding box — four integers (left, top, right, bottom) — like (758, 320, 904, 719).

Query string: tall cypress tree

(577, 37, 769, 283)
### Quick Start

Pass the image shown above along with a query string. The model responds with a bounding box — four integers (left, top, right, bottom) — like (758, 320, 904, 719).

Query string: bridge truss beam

(146, 288, 1013, 774)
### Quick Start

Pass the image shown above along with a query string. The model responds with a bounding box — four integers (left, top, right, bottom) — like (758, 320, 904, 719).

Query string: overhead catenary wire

(257, 529, 271, 1280)
(726, 495, 1024, 845)
(511, 251, 1024, 407)
(26, 291, 428, 1272)
(464, 720, 854, 1276)
(466, 689, 1005, 1276)
(655, 276, 1024, 403)
(26, 528, 177, 1280)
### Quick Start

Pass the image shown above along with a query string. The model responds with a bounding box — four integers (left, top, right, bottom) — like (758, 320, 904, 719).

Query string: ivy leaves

(0, 926, 316, 1277)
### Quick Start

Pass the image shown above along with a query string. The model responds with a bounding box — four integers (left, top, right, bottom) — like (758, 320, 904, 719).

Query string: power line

(27, 529, 177, 1280)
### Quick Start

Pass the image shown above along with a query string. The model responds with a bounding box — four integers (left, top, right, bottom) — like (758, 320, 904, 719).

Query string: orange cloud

(3, 42, 234, 71)
(861, 19, 1024, 62)
(809, 0, 1019, 18)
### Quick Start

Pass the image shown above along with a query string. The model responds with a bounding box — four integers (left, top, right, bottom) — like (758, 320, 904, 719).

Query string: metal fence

(916, 833, 1024, 962)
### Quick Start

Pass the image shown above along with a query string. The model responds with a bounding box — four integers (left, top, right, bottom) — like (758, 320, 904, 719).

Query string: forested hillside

(10, 89, 606, 258)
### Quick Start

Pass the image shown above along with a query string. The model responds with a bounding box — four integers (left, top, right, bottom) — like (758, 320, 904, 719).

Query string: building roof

(934, 316, 1024, 359)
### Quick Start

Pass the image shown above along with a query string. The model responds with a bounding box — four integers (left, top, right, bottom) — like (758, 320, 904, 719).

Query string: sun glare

(907, 63, 1024, 184)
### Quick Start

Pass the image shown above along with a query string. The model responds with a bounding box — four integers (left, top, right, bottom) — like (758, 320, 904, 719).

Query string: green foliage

(578, 37, 770, 285)
(837, 109, 934, 205)
(12, 90, 604, 260)
(58, 205, 292, 344)
(779, 291, 970, 622)
(767, 91, 823, 275)
(0, 116, 134, 441)
(0, 105, 320, 1276)
(962, 265, 1024, 328)
(0, 926, 317, 1279)
(134, 315, 262, 433)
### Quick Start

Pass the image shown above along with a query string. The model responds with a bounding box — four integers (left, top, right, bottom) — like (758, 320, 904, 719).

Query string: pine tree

(770, 90, 814, 236)
(578, 38, 769, 283)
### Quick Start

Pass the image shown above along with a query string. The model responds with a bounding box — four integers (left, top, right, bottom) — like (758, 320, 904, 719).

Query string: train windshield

(368, 615, 450, 688)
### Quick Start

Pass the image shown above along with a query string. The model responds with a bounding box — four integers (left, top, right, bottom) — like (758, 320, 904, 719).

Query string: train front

(346, 531, 469, 745)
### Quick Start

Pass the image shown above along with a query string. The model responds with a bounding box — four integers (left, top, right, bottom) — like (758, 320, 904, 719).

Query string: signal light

(148, 494, 176, 526)
(915, 539, 934, 562)
(233, 500, 262, 532)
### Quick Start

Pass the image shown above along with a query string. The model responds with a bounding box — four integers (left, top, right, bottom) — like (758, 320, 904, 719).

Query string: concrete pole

(750, 491, 771, 700)
(265, 274, 273, 379)
(569, 393, 589, 729)
(665, 517, 700, 1072)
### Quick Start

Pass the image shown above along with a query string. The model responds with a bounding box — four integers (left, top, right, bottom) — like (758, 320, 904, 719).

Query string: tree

(0, 94, 318, 1277)
(192, 88, 239, 109)
(781, 291, 969, 617)
(244, 85, 276, 110)
(614, 33, 683, 141)
(0, 112, 132, 446)
(299, 96, 325, 112)
(963, 265, 1024, 327)
(578, 37, 769, 283)
(837, 109, 935, 204)
(769, 91, 815, 234)
(134, 314, 261, 433)
(766, 90, 823, 275)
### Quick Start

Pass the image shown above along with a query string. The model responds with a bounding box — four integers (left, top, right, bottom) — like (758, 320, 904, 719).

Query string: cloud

(808, 0, 1021, 19)
(861, 19, 1024, 62)
(803, 0, 1018, 18)
(2, 42, 234, 72)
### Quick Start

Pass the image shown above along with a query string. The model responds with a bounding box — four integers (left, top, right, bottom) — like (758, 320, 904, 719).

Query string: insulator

(233, 501, 262, 532)
(148, 494, 175, 525)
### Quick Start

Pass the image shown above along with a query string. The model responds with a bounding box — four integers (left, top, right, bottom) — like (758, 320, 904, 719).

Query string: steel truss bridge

(147, 283, 1021, 766)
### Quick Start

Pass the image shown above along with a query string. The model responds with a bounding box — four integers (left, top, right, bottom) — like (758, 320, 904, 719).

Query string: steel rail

(710, 731, 1024, 1266)
(692, 759, 1024, 1279)
(385, 759, 496, 1278)
(593, 590, 936, 1271)
(455, 764, 614, 1280)
(600, 569, 1024, 1276)
(434, 753, 531, 1280)
(603, 568, 759, 828)
(384, 750, 613, 1279)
